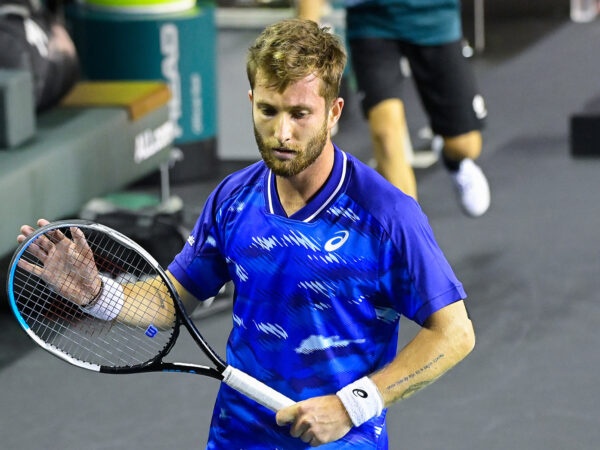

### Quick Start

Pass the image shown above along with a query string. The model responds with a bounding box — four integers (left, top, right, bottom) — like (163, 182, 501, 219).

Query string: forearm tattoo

(386, 353, 445, 401)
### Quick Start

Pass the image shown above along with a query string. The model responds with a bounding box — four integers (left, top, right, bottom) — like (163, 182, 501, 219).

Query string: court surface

(1, 18, 599, 450)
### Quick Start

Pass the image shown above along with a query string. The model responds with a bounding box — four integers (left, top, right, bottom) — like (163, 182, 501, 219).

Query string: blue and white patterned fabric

(168, 145, 466, 449)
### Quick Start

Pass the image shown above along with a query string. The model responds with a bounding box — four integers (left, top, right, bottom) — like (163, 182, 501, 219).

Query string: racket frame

(7, 220, 295, 411)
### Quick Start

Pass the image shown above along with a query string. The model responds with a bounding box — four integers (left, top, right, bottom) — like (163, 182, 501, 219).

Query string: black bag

(79, 195, 189, 269)
(0, 0, 79, 112)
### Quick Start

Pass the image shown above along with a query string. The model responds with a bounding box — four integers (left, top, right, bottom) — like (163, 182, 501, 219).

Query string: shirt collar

(265, 145, 348, 222)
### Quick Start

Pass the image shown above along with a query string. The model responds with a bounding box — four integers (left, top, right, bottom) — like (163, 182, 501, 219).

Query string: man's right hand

(17, 218, 102, 307)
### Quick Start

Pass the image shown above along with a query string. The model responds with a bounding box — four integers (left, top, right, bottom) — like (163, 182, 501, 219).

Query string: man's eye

(292, 111, 308, 119)
(260, 107, 276, 116)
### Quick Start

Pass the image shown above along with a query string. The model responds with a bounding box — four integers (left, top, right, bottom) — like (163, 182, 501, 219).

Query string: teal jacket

(342, 0, 462, 45)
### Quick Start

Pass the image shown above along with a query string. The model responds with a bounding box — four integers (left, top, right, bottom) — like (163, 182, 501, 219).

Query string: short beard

(254, 120, 329, 177)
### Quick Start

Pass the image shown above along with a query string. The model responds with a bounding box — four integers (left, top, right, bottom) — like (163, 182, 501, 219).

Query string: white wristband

(336, 376, 384, 427)
(81, 276, 124, 321)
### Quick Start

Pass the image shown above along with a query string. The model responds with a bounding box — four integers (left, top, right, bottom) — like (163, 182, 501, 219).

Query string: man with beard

(17, 19, 475, 449)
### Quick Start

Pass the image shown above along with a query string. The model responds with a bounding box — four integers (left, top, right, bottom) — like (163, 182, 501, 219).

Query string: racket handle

(222, 365, 295, 411)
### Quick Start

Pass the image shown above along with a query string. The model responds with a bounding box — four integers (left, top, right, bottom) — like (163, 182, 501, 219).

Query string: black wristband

(83, 278, 104, 308)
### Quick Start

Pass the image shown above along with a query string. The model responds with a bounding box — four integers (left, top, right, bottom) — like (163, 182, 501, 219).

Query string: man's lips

(272, 147, 296, 159)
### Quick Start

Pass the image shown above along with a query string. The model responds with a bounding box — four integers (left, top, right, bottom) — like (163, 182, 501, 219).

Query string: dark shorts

(348, 38, 487, 136)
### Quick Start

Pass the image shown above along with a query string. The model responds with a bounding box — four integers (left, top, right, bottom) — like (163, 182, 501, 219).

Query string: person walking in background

(297, 0, 491, 217)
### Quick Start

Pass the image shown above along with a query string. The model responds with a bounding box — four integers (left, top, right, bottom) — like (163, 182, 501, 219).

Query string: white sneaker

(450, 159, 490, 217)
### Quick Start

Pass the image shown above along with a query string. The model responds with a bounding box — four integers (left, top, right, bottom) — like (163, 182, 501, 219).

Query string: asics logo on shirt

(324, 230, 349, 252)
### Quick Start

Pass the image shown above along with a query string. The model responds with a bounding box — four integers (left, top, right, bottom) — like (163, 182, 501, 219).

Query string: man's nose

(274, 115, 293, 144)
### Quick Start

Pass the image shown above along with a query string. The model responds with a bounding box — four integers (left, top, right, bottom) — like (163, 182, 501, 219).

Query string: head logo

(324, 230, 349, 252)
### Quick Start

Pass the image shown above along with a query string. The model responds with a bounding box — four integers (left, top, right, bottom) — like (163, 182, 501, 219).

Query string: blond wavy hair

(246, 19, 347, 106)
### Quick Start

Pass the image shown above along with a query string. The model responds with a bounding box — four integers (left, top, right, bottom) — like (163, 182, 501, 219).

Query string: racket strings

(13, 226, 177, 369)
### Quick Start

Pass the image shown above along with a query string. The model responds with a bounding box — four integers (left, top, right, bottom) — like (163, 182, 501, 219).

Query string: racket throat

(160, 362, 223, 379)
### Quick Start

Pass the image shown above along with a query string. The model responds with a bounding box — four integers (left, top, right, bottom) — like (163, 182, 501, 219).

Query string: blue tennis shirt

(168, 145, 466, 449)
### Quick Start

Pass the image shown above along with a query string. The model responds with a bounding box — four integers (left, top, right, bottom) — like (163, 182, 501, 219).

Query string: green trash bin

(68, 1, 218, 183)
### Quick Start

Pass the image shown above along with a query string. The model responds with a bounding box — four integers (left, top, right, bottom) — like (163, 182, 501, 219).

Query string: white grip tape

(222, 365, 295, 412)
(81, 276, 124, 321)
(336, 376, 384, 427)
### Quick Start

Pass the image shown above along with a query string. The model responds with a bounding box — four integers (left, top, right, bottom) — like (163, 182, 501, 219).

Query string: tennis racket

(7, 219, 294, 412)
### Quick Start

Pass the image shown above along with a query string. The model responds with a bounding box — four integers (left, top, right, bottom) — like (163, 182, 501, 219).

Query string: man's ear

(248, 90, 253, 103)
(328, 97, 344, 130)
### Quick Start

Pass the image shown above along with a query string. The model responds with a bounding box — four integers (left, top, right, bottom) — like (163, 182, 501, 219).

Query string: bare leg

(367, 99, 417, 199)
(442, 130, 482, 162)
